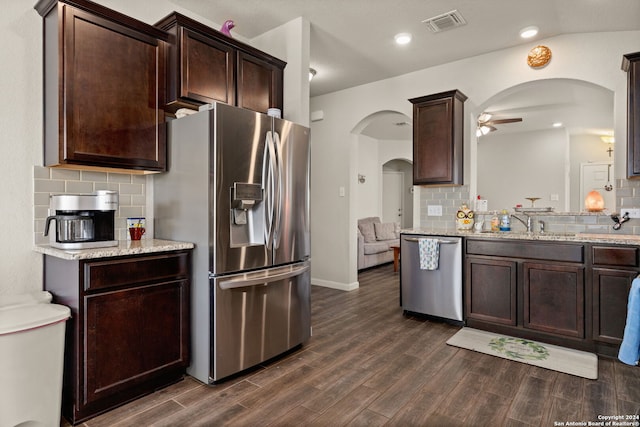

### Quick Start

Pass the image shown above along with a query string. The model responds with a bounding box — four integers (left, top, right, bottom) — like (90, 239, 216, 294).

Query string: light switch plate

(623, 208, 640, 218)
(427, 205, 443, 216)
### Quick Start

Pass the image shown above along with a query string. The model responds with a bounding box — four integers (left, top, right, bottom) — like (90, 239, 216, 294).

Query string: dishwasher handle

(403, 237, 459, 244)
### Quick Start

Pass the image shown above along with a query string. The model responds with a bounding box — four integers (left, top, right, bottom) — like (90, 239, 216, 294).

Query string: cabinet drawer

(84, 251, 190, 291)
(592, 246, 638, 267)
(466, 239, 583, 263)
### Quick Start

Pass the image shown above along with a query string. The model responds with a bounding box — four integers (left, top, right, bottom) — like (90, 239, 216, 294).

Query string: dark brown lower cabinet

(44, 250, 191, 425)
(592, 268, 635, 344)
(523, 262, 584, 338)
(465, 257, 517, 325)
(465, 239, 637, 357)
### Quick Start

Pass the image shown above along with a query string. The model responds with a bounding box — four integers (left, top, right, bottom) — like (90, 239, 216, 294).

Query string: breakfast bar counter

(401, 228, 640, 245)
(401, 227, 638, 358)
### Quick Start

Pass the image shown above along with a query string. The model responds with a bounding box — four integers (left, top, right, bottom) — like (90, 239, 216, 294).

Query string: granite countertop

(401, 228, 640, 245)
(34, 239, 195, 260)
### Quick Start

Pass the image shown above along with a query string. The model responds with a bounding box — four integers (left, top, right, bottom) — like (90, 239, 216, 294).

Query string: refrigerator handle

(272, 132, 284, 249)
(218, 264, 310, 290)
(262, 131, 277, 248)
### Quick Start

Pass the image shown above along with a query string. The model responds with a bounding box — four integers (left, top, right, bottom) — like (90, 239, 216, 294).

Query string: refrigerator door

(272, 118, 311, 265)
(212, 103, 273, 275)
(210, 260, 311, 381)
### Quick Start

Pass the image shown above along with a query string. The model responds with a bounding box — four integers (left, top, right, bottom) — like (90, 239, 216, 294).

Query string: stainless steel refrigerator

(154, 102, 311, 383)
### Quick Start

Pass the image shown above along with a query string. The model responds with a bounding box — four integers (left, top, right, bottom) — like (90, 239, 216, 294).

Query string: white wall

(355, 135, 380, 219)
(0, 1, 307, 296)
(310, 31, 640, 290)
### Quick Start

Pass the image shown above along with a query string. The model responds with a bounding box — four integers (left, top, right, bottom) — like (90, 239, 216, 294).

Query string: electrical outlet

(623, 208, 640, 218)
(427, 205, 443, 216)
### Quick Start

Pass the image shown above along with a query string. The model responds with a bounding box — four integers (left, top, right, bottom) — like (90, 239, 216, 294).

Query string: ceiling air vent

(422, 10, 467, 33)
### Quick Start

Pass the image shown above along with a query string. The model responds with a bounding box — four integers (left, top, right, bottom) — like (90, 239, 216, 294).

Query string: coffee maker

(44, 190, 118, 249)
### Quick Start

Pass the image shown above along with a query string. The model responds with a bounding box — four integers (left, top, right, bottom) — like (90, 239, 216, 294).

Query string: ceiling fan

(476, 112, 523, 136)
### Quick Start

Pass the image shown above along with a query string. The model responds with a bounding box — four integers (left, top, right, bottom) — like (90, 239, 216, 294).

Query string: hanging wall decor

(527, 45, 552, 68)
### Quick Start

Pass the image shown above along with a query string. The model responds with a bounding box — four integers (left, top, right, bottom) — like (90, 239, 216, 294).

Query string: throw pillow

(374, 222, 397, 241)
(358, 222, 377, 243)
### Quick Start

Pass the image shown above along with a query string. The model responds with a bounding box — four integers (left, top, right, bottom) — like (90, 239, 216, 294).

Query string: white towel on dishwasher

(418, 238, 439, 270)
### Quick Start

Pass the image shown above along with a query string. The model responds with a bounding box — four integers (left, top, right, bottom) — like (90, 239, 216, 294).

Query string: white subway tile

(34, 179, 65, 193)
(51, 168, 81, 181)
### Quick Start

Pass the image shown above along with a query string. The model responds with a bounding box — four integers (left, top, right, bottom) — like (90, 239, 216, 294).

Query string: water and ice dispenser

(230, 183, 265, 247)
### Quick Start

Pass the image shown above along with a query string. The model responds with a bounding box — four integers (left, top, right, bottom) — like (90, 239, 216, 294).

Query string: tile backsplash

(33, 166, 149, 244)
(418, 179, 640, 235)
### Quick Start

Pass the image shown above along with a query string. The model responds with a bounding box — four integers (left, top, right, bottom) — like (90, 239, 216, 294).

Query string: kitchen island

(401, 228, 637, 358)
(35, 239, 194, 424)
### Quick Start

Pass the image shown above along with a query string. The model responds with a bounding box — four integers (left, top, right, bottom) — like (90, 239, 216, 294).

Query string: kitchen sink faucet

(511, 213, 533, 232)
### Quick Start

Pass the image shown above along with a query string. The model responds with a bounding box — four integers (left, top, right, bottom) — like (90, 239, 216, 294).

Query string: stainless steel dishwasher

(400, 234, 463, 323)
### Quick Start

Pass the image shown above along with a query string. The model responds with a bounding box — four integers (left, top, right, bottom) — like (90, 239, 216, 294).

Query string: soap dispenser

(499, 209, 511, 231)
(491, 213, 500, 232)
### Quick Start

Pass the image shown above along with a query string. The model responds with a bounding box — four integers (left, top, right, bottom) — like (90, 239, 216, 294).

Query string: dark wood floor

(69, 265, 640, 427)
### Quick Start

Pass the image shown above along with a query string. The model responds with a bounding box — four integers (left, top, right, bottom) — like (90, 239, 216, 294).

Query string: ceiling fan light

(478, 112, 492, 123)
(519, 26, 539, 39)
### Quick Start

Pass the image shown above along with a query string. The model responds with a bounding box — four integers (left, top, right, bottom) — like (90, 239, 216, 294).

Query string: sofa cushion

(363, 241, 391, 255)
(374, 222, 397, 241)
(358, 216, 381, 226)
(358, 222, 377, 243)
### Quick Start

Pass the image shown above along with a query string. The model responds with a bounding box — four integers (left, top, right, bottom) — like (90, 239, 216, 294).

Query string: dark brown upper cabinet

(35, 0, 169, 173)
(155, 12, 285, 116)
(623, 52, 640, 178)
(410, 90, 467, 185)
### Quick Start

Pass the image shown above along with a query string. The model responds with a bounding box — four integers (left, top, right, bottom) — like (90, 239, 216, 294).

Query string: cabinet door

(524, 262, 585, 338)
(592, 268, 635, 344)
(623, 52, 640, 177)
(410, 90, 466, 185)
(466, 257, 517, 325)
(83, 281, 188, 406)
(236, 51, 284, 113)
(61, 6, 166, 171)
(180, 28, 236, 105)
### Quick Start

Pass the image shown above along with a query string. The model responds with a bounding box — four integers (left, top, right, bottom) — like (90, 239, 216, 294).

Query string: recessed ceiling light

(394, 33, 412, 45)
(519, 26, 539, 39)
(552, 122, 563, 128)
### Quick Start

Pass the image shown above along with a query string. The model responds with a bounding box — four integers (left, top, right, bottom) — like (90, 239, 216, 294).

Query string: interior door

(580, 162, 615, 211)
(382, 171, 403, 225)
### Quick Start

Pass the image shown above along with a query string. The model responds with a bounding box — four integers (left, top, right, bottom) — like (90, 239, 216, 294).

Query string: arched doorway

(351, 110, 414, 277)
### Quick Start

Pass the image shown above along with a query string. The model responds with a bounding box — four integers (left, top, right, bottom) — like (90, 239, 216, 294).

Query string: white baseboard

(311, 277, 359, 291)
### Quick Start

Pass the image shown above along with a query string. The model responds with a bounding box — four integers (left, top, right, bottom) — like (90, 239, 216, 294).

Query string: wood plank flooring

(69, 265, 640, 427)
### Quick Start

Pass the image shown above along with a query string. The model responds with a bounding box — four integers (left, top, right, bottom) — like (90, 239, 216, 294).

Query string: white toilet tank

(0, 291, 71, 427)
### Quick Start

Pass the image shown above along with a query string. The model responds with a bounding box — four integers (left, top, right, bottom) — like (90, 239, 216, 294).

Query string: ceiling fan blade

(487, 118, 523, 125)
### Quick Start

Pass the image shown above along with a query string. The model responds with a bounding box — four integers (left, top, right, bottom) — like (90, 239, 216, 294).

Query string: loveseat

(357, 217, 400, 270)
